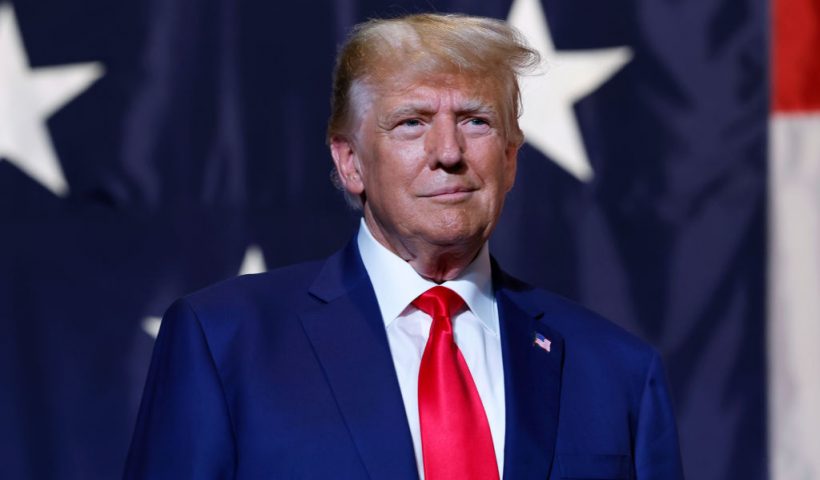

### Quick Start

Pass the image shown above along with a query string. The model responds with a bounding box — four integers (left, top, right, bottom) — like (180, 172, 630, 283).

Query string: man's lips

(419, 186, 477, 198)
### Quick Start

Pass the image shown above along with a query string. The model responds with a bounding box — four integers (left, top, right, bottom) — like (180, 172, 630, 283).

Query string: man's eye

(400, 119, 422, 127)
(468, 118, 488, 126)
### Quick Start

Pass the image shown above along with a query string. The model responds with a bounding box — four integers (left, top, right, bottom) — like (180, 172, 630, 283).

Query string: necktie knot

(412, 286, 465, 320)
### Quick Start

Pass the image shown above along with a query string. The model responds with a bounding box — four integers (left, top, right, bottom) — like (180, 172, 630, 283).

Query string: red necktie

(413, 286, 499, 480)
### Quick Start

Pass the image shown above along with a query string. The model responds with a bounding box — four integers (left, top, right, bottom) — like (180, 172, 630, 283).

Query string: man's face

(332, 75, 518, 259)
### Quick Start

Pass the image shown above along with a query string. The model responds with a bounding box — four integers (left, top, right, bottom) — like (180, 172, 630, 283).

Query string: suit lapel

(496, 269, 565, 479)
(300, 242, 418, 480)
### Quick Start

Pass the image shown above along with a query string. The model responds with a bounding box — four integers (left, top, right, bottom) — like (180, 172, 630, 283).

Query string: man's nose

(425, 119, 464, 168)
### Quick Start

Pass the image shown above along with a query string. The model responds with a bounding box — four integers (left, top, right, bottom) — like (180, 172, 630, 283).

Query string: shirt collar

(356, 218, 496, 335)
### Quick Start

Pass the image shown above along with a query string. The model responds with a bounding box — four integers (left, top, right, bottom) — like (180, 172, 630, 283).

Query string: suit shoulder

(501, 272, 657, 360)
(160, 259, 326, 367)
(511, 282, 662, 399)
(546, 290, 647, 347)
(182, 259, 325, 313)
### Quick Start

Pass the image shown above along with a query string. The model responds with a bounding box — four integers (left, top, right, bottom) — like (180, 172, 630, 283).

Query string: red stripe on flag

(773, 0, 820, 112)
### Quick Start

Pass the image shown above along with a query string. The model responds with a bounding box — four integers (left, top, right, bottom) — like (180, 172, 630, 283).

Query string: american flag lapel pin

(533, 332, 551, 353)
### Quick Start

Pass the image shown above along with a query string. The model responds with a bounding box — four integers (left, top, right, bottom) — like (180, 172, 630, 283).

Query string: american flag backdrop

(0, 0, 814, 478)
(769, 0, 820, 477)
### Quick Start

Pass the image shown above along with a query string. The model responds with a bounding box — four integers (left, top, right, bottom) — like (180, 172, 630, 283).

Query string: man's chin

(421, 226, 487, 251)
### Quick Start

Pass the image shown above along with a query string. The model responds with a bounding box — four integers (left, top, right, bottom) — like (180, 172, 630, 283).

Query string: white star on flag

(141, 316, 162, 340)
(508, 0, 632, 182)
(0, 3, 104, 196)
(238, 244, 267, 275)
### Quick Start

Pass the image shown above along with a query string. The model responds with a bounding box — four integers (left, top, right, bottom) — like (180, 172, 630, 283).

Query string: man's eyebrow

(456, 99, 496, 116)
(382, 104, 434, 121)
(379, 99, 497, 124)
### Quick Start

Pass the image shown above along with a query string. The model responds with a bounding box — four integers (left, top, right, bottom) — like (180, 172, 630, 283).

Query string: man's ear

(330, 135, 365, 195)
(503, 142, 519, 192)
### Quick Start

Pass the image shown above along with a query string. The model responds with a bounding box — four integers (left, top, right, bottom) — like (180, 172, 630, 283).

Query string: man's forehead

(372, 75, 501, 111)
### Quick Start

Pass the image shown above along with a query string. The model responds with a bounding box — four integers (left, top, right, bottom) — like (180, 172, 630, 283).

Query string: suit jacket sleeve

(123, 299, 235, 479)
(634, 351, 684, 479)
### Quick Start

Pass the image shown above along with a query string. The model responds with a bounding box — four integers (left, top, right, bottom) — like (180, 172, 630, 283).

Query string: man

(125, 13, 684, 479)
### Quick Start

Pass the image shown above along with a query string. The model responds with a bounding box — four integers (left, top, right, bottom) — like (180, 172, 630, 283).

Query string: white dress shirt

(356, 220, 506, 479)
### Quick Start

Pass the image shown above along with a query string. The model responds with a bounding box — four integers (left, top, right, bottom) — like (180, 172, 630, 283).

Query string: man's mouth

(420, 186, 477, 199)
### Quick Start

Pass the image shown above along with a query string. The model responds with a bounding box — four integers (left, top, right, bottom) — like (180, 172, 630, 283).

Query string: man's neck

(356, 218, 495, 328)
(362, 215, 484, 283)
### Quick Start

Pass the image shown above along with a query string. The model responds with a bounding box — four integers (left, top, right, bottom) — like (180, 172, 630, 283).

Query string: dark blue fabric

(124, 241, 683, 479)
(1, 0, 765, 478)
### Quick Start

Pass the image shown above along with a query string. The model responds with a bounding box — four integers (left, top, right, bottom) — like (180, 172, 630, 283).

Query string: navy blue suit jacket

(124, 240, 684, 479)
